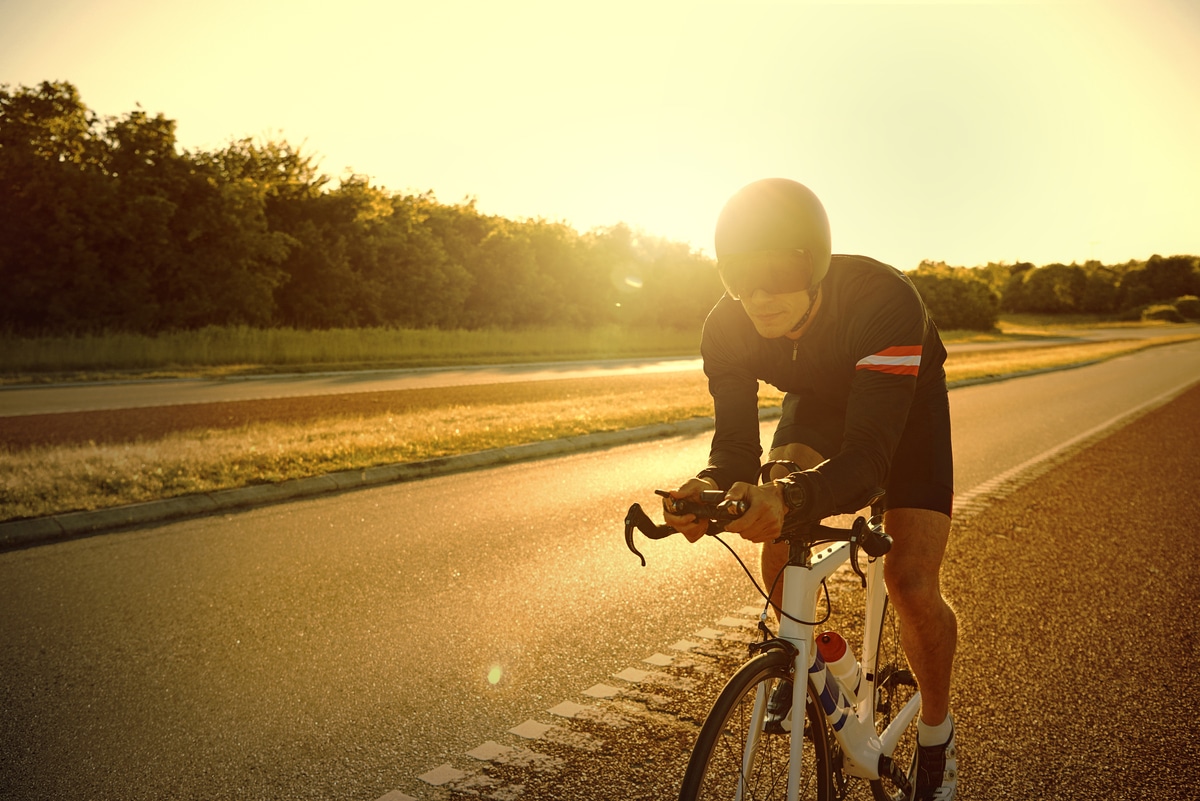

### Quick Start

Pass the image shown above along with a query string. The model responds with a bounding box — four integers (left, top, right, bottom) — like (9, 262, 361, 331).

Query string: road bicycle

(624, 473, 920, 801)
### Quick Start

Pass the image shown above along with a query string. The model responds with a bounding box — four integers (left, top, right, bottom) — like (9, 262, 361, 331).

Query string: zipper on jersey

(792, 340, 799, 361)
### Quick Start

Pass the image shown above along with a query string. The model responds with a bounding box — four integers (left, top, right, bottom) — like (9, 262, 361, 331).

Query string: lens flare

(487, 666, 503, 685)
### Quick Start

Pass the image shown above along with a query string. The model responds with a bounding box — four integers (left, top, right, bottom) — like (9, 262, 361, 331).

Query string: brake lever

(625, 491, 749, 567)
(623, 503, 676, 567)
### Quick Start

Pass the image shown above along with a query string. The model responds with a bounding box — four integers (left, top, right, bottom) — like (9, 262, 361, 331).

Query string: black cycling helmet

(714, 178, 832, 297)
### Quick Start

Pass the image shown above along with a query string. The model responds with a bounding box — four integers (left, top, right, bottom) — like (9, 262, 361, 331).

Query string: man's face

(717, 249, 815, 337)
(738, 286, 813, 339)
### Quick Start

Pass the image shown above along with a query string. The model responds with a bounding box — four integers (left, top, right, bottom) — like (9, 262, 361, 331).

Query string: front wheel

(868, 596, 920, 801)
(680, 648, 832, 801)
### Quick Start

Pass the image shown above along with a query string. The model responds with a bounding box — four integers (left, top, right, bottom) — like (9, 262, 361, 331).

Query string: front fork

(787, 639, 811, 801)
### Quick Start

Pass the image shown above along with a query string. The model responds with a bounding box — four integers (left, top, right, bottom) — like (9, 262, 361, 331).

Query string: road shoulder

(943, 383, 1200, 798)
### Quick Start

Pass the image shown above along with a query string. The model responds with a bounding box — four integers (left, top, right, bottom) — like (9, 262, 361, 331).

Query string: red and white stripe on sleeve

(855, 345, 922, 376)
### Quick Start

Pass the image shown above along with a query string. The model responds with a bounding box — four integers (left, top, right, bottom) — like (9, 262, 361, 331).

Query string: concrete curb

(0, 413, 774, 551)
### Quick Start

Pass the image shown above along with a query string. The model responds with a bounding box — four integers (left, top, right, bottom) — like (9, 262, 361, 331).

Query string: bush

(1141, 304, 1187, 323)
(908, 263, 1000, 331)
(1173, 295, 1200, 320)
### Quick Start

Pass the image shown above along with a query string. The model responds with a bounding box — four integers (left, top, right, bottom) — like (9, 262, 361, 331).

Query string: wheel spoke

(681, 650, 832, 801)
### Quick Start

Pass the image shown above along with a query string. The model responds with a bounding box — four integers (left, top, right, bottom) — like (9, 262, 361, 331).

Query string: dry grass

(3, 334, 1196, 522)
(944, 334, 1200, 382)
(0, 374, 728, 520)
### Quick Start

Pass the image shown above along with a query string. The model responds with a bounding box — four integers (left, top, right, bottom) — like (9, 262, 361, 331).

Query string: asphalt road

(2, 339, 1199, 801)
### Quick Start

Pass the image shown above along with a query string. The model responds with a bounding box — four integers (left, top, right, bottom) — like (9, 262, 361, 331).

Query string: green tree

(1000, 262, 1036, 312)
(1078, 261, 1120, 314)
(908, 262, 1000, 331)
(1018, 263, 1087, 314)
(0, 81, 109, 331)
(606, 228, 722, 331)
(0, 82, 294, 332)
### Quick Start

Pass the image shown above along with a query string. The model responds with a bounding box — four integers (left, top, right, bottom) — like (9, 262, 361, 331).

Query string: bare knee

(882, 508, 951, 611)
(884, 562, 941, 611)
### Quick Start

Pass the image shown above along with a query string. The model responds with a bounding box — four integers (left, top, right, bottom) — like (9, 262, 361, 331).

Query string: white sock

(917, 713, 954, 746)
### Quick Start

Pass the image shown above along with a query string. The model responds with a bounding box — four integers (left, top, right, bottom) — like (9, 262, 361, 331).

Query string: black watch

(776, 475, 807, 512)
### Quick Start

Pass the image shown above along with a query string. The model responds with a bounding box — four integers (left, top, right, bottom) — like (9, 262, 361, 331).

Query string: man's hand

(723, 481, 787, 543)
(664, 477, 720, 542)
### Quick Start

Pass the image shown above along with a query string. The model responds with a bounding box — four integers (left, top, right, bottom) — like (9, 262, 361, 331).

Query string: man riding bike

(665, 178, 959, 800)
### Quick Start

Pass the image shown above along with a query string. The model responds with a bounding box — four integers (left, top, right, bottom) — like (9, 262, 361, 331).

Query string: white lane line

(401, 605, 752, 798)
(509, 720, 555, 740)
(613, 667, 650, 683)
(417, 764, 466, 786)
(548, 700, 590, 718)
(468, 741, 514, 761)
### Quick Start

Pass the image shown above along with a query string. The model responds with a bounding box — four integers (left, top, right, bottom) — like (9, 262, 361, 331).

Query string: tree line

(2, 81, 1197, 337)
(0, 81, 721, 336)
(908, 255, 1200, 331)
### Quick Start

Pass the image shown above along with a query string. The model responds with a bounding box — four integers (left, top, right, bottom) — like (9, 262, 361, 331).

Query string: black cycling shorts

(770, 389, 954, 516)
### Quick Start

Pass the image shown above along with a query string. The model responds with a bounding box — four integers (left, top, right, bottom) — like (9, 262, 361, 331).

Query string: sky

(2, 0, 1198, 271)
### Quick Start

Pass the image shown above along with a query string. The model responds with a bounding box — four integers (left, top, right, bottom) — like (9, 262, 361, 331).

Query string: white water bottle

(817, 631, 861, 699)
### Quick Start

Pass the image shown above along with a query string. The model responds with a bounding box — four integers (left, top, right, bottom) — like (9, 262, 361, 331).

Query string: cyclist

(665, 178, 958, 800)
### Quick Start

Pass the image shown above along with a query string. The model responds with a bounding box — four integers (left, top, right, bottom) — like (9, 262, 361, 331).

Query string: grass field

(0, 314, 1166, 384)
(2, 324, 1198, 522)
(0, 325, 703, 383)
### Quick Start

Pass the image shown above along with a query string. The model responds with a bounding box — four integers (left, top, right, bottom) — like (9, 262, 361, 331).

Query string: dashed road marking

(613, 667, 650, 683)
(467, 741, 514, 761)
(508, 720, 555, 740)
(547, 700, 590, 718)
(394, 602, 757, 798)
(417, 764, 466, 786)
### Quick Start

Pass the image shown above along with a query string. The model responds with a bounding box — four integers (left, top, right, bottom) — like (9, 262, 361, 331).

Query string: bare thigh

(882, 507, 952, 602)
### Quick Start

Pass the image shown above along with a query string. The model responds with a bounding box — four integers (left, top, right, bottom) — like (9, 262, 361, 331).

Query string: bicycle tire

(680, 648, 833, 801)
(868, 595, 920, 801)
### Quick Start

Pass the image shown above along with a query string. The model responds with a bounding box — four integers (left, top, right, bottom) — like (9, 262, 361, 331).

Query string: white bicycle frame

(746, 533, 923, 801)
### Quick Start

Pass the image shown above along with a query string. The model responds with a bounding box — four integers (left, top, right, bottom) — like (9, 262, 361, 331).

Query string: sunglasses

(717, 249, 814, 300)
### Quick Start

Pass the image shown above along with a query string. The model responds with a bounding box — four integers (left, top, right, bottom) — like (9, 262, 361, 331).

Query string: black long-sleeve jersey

(697, 254, 949, 517)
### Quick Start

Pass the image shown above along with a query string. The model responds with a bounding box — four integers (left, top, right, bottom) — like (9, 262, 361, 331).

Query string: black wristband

(776, 474, 808, 513)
